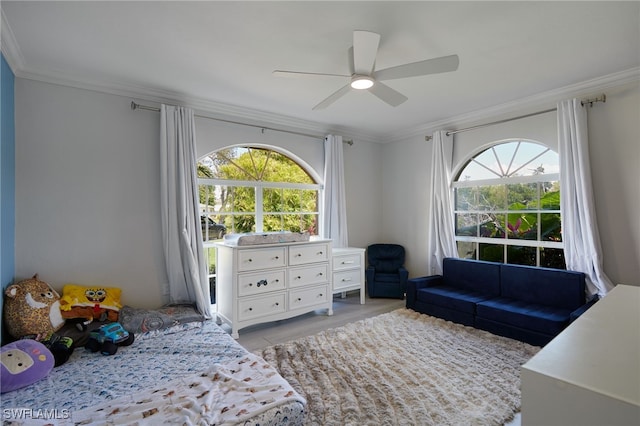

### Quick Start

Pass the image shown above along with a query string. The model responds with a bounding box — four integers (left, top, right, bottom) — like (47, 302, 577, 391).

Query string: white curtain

(322, 134, 349, 248)
(160, 104, 212, 318)
(558, 99, 614, 297)
(428, 131, 458, 275)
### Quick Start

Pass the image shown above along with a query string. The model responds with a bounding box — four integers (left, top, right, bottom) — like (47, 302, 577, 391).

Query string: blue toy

(85, 322, 134, 355)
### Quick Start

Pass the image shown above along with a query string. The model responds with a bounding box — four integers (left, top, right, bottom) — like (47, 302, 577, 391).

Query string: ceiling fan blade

(312, 84, 352, 110)
(369, 82, 408, 107)
(273, 70, 350, 78)
(374, 54, 459, 81)
(353, 30, 380, 75)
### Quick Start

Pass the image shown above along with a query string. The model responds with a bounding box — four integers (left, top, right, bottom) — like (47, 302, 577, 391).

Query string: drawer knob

(248, 258, 253, 262)
(275, 256, 279, 259)
(318, 251, 323, 255)
(297, 297, 302, 301)
(248, 307, 253, 311)
(319, 293, 323, 297)
(296, 253, 302, 257)
(275, 302, 280, 306)
(318, 272, 323, 276)
(296, 276, 301, 280)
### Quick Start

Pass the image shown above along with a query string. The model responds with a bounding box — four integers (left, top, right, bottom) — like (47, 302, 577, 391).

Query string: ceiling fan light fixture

(350, 75, 374, 90)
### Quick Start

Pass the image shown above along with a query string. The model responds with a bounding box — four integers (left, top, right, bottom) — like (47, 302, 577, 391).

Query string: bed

(1, 307, 305, 425)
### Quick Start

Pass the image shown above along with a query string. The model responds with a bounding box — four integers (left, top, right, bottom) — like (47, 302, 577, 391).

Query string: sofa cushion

(373, 272, 403, 283)
(442, 258, 501, 296)
(476, 297, 571, 335)
(418, 286, 493, 314)
(500, 264, 585, 310)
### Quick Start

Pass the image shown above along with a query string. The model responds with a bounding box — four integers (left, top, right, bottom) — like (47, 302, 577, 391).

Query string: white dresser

(332, 247, 366, 304)
(521, 284, 640, 425)
(215, 239, 333, 338)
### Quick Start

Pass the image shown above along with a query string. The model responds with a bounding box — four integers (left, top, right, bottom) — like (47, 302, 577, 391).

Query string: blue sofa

(406, 258, 596, 346)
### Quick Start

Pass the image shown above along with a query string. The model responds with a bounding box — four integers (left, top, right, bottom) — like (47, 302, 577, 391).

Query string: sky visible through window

(458, 141, 559, 181)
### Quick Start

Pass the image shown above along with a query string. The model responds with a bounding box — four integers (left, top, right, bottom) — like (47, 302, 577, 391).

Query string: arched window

(197, 146, 322, 302)
(453, 140, 565, 269)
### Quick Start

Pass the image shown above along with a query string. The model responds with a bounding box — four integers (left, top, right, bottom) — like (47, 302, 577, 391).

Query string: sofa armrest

(569, 296, 599, 323)
(406, 275, 442, 309)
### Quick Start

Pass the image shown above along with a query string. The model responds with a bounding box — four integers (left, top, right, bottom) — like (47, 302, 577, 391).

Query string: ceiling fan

(273, 30, 459, 110)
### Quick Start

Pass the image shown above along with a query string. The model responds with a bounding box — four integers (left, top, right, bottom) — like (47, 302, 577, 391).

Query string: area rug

(255, 308, 540, 426)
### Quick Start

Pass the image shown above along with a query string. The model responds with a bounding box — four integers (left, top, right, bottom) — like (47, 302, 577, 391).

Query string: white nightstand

(332, 247, 366, 304)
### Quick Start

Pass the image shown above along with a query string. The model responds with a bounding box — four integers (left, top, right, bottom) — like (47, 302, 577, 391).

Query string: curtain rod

(425, 94, 606, 141)
(130, 101, 354, 145)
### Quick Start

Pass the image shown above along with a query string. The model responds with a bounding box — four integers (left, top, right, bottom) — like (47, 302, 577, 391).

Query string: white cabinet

(215, 239, 333, 338)
(332, 247, 365, 304)
(521, 285, 640, 425)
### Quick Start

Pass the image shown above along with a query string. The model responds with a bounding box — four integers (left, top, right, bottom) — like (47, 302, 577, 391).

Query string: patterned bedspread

(1, 320, 305, 425)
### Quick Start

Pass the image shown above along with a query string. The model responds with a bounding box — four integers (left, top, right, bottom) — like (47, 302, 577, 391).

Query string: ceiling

(2, 1, 639, 143)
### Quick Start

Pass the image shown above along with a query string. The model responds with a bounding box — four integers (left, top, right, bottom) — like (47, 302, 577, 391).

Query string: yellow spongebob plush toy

(59, 285, 122, 322)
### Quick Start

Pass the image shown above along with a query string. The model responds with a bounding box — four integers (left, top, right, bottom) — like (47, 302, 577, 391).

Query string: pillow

(1, 340, 54, 393)
(119, 304, 205, 339)
(59, 284, 122, 322)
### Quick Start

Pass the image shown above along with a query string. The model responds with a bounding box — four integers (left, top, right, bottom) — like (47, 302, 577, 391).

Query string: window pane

(540, 183, 560, 210)
(263, 214, 283, 232)
(507, 246, 536, 266)
(263, 188, 282, 212)
(282, 188, 300, 213)
(457, 241, 477, 259)
(229, 187, 255, 212)
(455, 187, 476, 211)
(478, 185, 506, 210)
(541, 213, 562, 242)
(456, 213, 478, 236)
(481, 214, 506, 239)
(507, 183, 538, 210)
(201, 215, 227, 241)
(303, 214, 319, 235)
(540, 248, 566, 269)
(233, 215, 255, 233)
(300, 189, 318, 213)
(507, 212, 537, 240)
(479, 243, 503, 262)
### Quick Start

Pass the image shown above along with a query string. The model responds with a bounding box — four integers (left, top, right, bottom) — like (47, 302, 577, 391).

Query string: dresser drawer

(238, 293, 286, 321)
(238, 270, 286, 296)
(289, 285, 329, 310)
(333, 269, 362, 291)
(237, 247, 286, 272)
(333, 253, 362, 271)
(289, 243, 330, 265)
(288, 264, 329, 288)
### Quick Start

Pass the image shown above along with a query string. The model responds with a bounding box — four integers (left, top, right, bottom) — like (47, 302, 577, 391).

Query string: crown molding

(391, 67, 640, 143)
(14, 67, 383, 145)
(0, 8, 25, 73)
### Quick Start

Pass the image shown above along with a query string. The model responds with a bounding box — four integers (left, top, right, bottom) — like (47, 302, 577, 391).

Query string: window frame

(452, 140, 564, 268)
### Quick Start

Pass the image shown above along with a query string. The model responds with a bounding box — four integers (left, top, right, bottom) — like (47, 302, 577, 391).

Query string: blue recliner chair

(366, 244, 409, 299)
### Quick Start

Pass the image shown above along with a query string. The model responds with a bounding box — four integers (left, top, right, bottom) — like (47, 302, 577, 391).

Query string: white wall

(13, 76, 638, 312)
(14, 78, 383, 307)
(383, 81, 640, 287)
